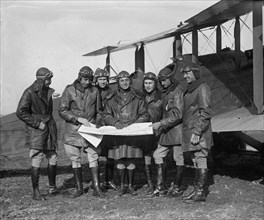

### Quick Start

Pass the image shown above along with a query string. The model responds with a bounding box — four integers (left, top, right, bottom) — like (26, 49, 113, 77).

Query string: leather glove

(114, 121, 124, 129)
(151, 122, 162, 131)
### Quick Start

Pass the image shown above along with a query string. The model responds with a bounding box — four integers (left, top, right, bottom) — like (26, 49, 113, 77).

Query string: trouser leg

(86, 146, 100, 168)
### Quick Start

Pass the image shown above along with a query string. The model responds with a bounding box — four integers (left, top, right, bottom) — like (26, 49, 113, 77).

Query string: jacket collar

(145, 90, 162, 103)
(32, 80, 54, 103)
(186, 78, 205, 93)
(115, 88, 140, 102)
(73, 80, 93, 93)
(117, 87, 132, 97)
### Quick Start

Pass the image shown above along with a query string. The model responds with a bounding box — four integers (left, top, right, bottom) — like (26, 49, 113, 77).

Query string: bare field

(1, 148, 263, 220)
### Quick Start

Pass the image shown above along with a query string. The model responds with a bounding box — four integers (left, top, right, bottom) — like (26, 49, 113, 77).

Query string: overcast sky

(1, 0, 254, 115)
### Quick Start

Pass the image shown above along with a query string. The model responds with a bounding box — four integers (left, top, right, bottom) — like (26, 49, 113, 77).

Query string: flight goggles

(180, 66, 199, 73)
(143, 72, 157, 80)
(80, 69, 93, 76)
(45, 71, 53, 79)
(94, 68, 109, 78)
(117, 71, 130, 79)
(36, 71, 53, 80)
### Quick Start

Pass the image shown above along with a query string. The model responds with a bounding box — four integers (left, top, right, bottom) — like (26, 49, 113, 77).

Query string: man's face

(160, 78, 171, 89)
(144, 79, 155, 93)
(119, 77, 130, 90)
(80, 77, 90, 88)
(97, 76, 108, 89)
(44, 78, 52, 88)
(183, 70, 196, 84)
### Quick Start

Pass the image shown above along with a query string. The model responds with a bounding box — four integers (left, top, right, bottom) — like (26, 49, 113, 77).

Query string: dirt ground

(0, 147, 263, 220)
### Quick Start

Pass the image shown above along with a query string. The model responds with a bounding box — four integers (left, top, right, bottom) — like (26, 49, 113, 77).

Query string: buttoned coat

(58, 81, 101, 147)
(16, 81, 58, 150)
(144, 90, 163, 152)
(158, 80, 184, 146)
(182, 79, 213, 152)
(103, 89, 149, 148)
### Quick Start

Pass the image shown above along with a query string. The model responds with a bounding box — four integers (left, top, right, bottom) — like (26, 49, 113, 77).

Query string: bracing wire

(211, 21, 254, 106)
(221, 25, 235, 48)
(240, 13, 251, 33)
(213, 52, 254, 107)
(181, 33, 192, 54)
(239, 14, 252, 51)
(199, 27, 216, 54)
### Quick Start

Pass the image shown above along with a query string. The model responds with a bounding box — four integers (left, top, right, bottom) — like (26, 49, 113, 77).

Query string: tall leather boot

(47, 164, 58, 195)
(117, 168, 126, 196)
(183, 168, 198, 200)
(91, 167, 107, 198)
(71, 167, 83, 198)
(145, 164, 154, 194)
(31, 166, 46, 201)
(151, 164, 167, 196)
(167, 165, 184, 197)
(127, 169, 137, 196)
(188, 168, 207, 202)
(104, 159, 118, 190)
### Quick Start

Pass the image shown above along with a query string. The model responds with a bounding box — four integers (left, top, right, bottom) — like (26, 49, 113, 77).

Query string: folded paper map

(78, 122, 153, 147)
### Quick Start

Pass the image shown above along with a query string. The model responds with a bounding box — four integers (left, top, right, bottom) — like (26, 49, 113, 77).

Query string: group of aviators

(16, 58, 213, 204)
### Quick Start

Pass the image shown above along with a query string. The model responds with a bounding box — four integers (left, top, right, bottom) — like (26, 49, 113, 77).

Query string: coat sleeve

(58, 88, 79, 124)
(193, 84, 212, 136)
(160, 88, 183, 130)
(16, 90, 41, 128)
(134, 98, 149, 123)
(103, 99, 119, 126)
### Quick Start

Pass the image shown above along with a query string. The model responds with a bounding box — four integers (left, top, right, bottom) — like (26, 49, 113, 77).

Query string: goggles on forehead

(80, 69, 93, 75)
(95, 69, 109, 78)
(45, 71, 53, 79)
(97, 72, 109, 78)
(180, 67, 199, 73)
(144, 72, 157, 80)
(37, 71, 53, 80)
(117, 72, 130, 79)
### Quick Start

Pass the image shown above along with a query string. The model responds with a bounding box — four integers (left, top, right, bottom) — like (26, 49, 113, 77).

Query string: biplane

(1, 0, 263, 165)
